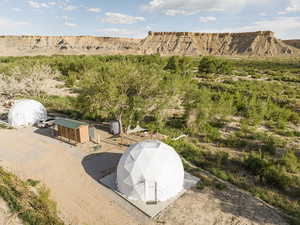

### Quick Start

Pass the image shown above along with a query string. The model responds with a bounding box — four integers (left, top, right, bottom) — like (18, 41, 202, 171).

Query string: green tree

(198, 56, 232, 74)
(165, 56, 179, 73)
(178, 57, 194, 75)
(77, 62, 176, 133)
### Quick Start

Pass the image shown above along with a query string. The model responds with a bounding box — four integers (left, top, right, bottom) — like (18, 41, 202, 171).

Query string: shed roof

(54, 118, 88, 129)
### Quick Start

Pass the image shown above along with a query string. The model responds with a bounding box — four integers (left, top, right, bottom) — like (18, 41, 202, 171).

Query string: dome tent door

(145, 180, 157, 204)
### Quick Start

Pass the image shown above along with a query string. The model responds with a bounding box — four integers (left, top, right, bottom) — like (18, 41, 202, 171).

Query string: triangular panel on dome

(129, 143, 143, 160)
(122, 175, 133, 186)
(140, 140, 161, 150)
(123, 159, 135, 172)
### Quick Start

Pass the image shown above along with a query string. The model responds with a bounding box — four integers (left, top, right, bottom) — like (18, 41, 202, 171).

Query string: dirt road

(0, 127, 150, 225)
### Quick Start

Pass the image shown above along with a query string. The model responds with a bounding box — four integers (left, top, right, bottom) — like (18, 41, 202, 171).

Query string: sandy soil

(0, 127, 149, 225)
(0, 127, 289, 225)
(157, 188, 288, 225)
(0, 198, 23, 225)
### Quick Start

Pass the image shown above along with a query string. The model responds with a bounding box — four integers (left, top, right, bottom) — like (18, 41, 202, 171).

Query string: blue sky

(0, 0, 299, 39)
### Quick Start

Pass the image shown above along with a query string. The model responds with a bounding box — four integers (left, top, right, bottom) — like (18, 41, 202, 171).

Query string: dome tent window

(8, 99, 47, 127)
(116, 140, 184, 203)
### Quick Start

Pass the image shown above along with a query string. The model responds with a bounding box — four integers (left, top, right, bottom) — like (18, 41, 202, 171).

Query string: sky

(0, 0, 299, 39)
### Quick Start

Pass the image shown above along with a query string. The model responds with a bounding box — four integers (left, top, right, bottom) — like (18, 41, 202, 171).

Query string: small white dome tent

(8, 99, 47, 127)
(117, 140, 184, 202)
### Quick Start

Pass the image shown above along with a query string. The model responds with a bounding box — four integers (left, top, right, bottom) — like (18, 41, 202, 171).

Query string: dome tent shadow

(81, 152, 122, 182)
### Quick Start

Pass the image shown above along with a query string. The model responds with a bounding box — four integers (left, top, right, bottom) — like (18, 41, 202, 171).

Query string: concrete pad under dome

(99, 171, 200, 218)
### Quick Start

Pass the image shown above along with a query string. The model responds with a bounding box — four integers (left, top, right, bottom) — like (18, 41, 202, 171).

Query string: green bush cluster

(0, 167, 64, 225)
(198, 56, 233, 74)
(164, 56, 194, 74)
(244, 154, 297, 190)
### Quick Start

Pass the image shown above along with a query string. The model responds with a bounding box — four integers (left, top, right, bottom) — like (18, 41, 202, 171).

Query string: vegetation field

(0, 167, 64, 225)
(0, 54, 299, 224)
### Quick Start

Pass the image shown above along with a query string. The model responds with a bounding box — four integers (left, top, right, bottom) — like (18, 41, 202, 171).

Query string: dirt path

(0, 127, 149, 225)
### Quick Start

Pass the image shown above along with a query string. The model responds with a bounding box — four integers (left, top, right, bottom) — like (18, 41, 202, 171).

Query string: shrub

(244, 154, 292, 190)
(196, 176, 213, 190)
(26, 178, 40, 187)
(244, 154, 268, 176)
(198, 56, 232, 74)
(164, 56, 179, 72)
(211, 168, 230, 181)
(262, 166, 291, 190)
(279, 151, 299, 173)
(215, 182, 227, 191)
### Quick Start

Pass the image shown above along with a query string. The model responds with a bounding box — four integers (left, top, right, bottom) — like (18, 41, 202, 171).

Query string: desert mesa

(0, 31, 300, 57)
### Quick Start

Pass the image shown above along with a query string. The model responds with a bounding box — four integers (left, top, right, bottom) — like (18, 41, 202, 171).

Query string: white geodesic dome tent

(117, 140, 184, 202)
(8, 99, 47, 127)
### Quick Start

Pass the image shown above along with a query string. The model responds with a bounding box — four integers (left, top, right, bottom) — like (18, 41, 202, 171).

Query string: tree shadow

(81, 152, 122, 182)
(94, 123, 110, 133)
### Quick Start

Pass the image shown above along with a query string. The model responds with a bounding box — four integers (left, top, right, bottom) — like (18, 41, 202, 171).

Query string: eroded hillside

(284, 40, 300, 49)
(0, 31, 298, 57)
(0, 35, 140, 56)
(140, 31, 299, 56)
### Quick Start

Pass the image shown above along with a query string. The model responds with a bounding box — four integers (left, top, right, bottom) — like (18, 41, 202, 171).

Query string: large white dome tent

(8, 99, 47, 127)
(116, 140, 184, 202)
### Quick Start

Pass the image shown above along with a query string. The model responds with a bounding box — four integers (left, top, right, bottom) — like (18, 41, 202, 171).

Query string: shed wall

(57, 124, 89, 143)
(79, 125, 89, 143)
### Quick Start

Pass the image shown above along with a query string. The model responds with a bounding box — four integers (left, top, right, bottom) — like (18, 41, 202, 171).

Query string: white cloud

(143, 0, 270, 15)
(238, 17, 300, 38)
(259, 12, 267, 16)
(64, 22, 77, 27)
(87, 8, 101, 13)
(62, 16, 77, 27)
(201, 16, 300, 39)
(278, 11, 287, 15)
(64, 5, 77, 11)
(97, 28, 147, 38)
(0, 17, 30, 29)
(12, 8, 22, 12)
(199, 16, 216, 23)
(165, 9, 195, 16)
(62, 15, 69, 20)
(102, 12, 145, 24)
(285, 0, 300, 12)
(27, 1, 49, 8)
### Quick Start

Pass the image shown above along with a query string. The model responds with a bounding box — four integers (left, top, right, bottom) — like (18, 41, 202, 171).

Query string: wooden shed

(54, 118, 89, 144)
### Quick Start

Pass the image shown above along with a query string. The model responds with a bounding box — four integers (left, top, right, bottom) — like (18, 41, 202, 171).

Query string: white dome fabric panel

(117, 140, 184, 202)
(8, 99, 47, 127)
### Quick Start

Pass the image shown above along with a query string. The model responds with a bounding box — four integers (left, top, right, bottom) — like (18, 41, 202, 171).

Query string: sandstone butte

(0, 31, 299, 57)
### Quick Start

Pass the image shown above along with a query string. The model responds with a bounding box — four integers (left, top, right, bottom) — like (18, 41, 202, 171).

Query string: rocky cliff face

(140, 31, 298, 56)
(0, 35, 140, 56)
(0, 31, 298, 57)
(283, 40, 300, 50)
